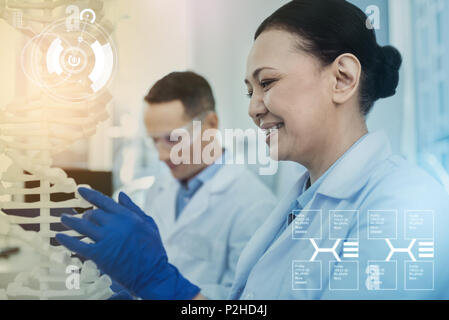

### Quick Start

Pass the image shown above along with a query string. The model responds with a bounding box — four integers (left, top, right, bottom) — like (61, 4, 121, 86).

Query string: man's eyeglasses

(145, 112, 211, 149)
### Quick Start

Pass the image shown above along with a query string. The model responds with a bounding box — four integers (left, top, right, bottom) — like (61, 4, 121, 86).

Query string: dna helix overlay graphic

(0, 0, 117, 299)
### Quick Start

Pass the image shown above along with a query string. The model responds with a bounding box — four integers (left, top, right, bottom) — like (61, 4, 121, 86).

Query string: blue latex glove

(55, 187, 200, 300)
(108, 290, 135, 300)
(108, 280, 136, 300)
(110, 280, 126, 293)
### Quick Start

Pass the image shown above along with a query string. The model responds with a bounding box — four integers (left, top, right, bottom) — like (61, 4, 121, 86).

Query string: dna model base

(0, 211, 113, 300)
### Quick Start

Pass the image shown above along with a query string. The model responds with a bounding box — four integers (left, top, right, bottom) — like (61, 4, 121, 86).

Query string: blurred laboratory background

(0, 0, 448, 198)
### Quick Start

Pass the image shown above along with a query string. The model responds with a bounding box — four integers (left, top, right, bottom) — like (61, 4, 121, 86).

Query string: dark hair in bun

(255, 0, 403, 116)
(375, 45, 403, 99)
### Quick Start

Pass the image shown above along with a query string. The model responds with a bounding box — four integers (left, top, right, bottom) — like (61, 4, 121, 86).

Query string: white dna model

(0, 0, 116, 299)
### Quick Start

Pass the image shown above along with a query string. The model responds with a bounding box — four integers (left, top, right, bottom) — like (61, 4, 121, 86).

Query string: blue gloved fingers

(62, 208, 79, 216)
(118, 192, 149, 220)
(108, 290, 134, 300)
(118, 192, 159, 229)
(110, 280, 126, 293)
(78, 187, 124, 215)
(82, 209, 95, 221)
(61, 214, 103, 242)
(82, 209, 111, 226)
(55, 233, 93, 259)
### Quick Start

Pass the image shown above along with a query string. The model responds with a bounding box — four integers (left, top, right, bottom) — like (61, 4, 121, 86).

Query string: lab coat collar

(157, 149, 237, 194)
(155, 169, 178, 194)
(165, 152, 245, 240)
(208, 149, 245, 194)
(316, 131, 392, 199)
(231, 174, 308, 297)
(181, 150, 226, 191)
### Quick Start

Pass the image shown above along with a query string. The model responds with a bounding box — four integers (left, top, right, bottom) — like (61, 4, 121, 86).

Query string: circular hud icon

(21, 16, 117, 102)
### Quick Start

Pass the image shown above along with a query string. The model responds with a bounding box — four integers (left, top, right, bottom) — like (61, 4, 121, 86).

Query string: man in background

(122, 71, 276, 299)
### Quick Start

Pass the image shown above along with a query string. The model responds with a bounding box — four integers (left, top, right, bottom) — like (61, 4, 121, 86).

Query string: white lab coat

(124, 159, 276, 300)
(229, 131, 449, 300)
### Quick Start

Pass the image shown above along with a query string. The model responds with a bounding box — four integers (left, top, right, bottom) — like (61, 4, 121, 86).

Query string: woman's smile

(260, 120, 285, 145)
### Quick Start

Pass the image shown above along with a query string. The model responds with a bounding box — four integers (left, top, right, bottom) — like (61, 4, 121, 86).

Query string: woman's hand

(56, 187, 200, 300)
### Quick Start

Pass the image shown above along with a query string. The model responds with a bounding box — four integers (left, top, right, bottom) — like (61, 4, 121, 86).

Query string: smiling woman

(244, 0, 402, 182)
(231, 0, 449, 300)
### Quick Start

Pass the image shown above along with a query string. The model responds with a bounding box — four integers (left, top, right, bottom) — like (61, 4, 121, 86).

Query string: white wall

(187, 0, 288, 131)
(110, 0, 192, 119)
(355, 0, 404, 156)
(388, 0, 417, 162)
(108, 0, 193, 185)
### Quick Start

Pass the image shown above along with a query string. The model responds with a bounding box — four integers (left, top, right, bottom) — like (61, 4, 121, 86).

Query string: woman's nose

(248, 96, 268, 122)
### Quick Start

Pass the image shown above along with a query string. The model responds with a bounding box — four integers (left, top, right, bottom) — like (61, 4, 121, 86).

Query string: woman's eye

(246, 91, 253, 98)
(260, 79, 275, 89)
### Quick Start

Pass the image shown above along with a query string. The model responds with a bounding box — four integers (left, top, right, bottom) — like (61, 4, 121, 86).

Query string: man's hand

(56, 187, 200, 300)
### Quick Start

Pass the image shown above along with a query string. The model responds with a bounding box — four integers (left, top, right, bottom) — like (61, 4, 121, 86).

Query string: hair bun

(375, 45, 403, 99)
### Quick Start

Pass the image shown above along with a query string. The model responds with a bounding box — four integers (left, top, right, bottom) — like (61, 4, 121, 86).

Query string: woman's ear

(331, 53, 361, 105)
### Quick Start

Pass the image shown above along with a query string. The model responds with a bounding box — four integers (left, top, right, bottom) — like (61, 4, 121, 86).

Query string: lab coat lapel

(233, 173, 309, 291)
(168, 186, 210, 239)
(270, 132, 393, 254)
(232, 131, 395, 298)
(148, 177, 178, 239)
(165, 163, 244, 241)
(316, 131, 392, 199)
(255, 174, 314, 259)
(307, 131, 393, 250)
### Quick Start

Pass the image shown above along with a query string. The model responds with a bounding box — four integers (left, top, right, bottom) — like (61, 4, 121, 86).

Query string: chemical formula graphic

(291, 209, 435, 292)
